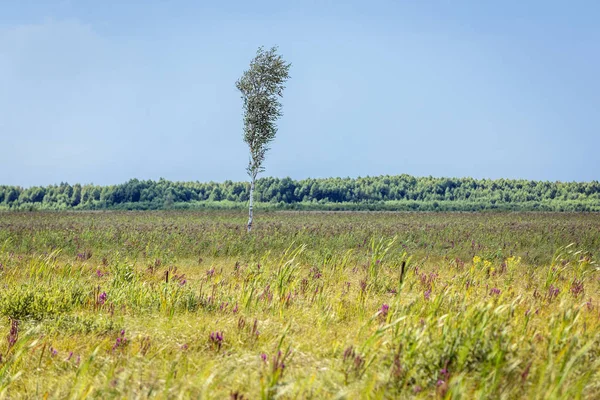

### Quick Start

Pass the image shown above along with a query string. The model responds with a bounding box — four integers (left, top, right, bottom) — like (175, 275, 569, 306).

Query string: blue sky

(1, 1, 599, 187)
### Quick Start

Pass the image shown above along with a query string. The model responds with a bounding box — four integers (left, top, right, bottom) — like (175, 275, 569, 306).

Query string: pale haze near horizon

(1, 1, 599, 187)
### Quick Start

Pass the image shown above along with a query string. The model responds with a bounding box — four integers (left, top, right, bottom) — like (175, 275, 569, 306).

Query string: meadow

(0, 211, 599, 399)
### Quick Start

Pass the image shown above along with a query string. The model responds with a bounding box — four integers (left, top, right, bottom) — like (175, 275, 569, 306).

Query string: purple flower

(380, 304, 389, 319)
(7, 319, 18, 349)
(261, 353, 267, 362)
(270, 349, 291, 377)
(548, 285, 560, 301)
(209, 331, 224, 350)
(112, 330, 127, 351)
(424, 289, 431, 301)
(99, 291, 107, 305)
(570, 279, 584, 298)
(440, 367, 450, 380)
(490, 288, 501, 296)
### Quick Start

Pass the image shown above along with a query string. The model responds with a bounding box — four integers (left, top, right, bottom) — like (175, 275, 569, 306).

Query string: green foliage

(1, 175, 599, 211)
(0, 284, 85, 321)
(236, 46, 291, 179)
(236, 46, 291, 231)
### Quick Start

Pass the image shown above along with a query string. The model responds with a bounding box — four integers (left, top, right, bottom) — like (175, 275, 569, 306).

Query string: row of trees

(1, 175, 599, 211)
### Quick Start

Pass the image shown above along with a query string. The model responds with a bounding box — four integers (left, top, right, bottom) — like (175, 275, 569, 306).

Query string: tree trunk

(247, 178, 255, 232)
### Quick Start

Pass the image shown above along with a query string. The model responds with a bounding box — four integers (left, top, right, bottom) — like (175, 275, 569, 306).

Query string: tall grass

(0, 211, 598, 398)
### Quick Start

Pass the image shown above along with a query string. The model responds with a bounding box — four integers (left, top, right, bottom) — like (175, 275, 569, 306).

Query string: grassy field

(0, 211, 599, 399)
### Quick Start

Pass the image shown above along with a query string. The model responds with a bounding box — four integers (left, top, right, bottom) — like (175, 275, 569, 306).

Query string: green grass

(0, 211, 599, 398)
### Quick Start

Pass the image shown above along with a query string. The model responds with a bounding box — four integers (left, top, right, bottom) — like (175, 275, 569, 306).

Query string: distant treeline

(1, 175, 599, 211)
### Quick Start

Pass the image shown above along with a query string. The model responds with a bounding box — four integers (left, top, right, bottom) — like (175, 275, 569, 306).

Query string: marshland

(0, 211, 598, 398)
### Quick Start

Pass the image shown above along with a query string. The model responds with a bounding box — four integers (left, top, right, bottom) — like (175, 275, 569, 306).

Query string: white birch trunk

(247, 178, 255, 232)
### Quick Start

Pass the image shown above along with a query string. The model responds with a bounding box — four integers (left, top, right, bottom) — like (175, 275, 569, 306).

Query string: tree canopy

(236, 46, 291, 231)
(2, 175, 599, 211)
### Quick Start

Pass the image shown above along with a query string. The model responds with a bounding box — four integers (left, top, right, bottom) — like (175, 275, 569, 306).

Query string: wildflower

(50, 347, 58, 357)
(112, 330, 127, 351)
(359, 280, 367, 293)
(570, 279, 584, 298)
(521, 361, 532, 382)
(496, 260, 505, 273)
(261, 353, 267, 363)
(547, 285, 560, 301)
(99, 291, 107, 305)
(66, 351, 73, 361)
(209, 331, 224, 350)
(7, 319, 18, 349)
(391, 353, 403, 380)
(586, 298, 593, 311)
(424, 289, 431, 301)
(490, 288, 501, 296)
(380, 304, 389, 319)
(342, 345, 365, 380)
(271, 349, 292, 377)
(343, 346, 354, 362)
(180, 343, 189, 351)
(437, 379, 449, 397)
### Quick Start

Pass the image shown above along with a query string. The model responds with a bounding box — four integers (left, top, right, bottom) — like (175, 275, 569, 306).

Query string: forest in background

(1, 175, 599, 211)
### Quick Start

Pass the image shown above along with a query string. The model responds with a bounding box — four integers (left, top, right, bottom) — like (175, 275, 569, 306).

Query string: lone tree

(236, 46, 291, 232)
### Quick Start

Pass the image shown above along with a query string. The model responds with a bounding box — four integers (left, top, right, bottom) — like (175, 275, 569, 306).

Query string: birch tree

(236, 46, 291, 232)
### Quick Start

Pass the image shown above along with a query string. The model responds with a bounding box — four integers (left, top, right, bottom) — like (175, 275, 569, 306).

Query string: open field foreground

(0, 211, 599, 399)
